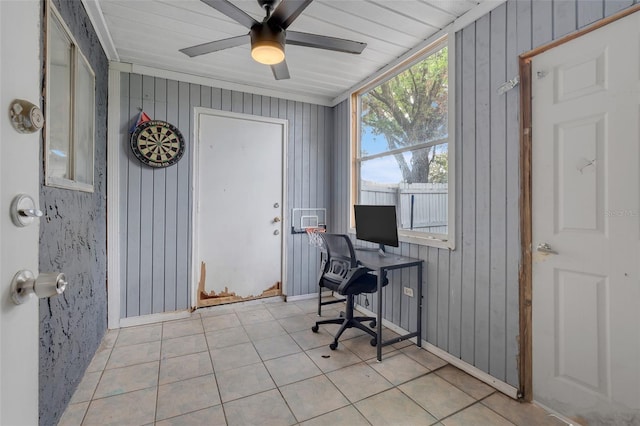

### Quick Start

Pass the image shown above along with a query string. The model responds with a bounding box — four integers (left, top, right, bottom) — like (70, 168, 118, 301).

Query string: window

(352, 38, 454, 248)
(46, 4, 95, 192)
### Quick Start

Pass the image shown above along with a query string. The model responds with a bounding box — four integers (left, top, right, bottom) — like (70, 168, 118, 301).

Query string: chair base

(312, 294, 377, 350)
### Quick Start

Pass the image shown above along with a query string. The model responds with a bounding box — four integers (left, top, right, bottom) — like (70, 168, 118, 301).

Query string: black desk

(355, 249, 424, 361)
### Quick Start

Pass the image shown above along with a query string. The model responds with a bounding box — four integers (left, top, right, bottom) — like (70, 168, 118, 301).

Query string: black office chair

(316, 234, 346, 316)
(311, 233, 387, 350)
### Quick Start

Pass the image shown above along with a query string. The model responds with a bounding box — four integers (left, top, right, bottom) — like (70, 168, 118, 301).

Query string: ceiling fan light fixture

(250, 25, 285, 65)
(251, 40, 285, 64)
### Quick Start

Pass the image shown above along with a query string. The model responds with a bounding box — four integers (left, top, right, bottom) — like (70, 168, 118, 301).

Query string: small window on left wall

(46, 3, 95, 192)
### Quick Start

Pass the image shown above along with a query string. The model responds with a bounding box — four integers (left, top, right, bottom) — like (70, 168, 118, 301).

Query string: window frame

(350, 35, 455, 250)
(45, 2, 96, 193)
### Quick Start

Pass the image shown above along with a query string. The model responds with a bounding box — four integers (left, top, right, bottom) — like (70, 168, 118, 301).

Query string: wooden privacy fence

(361, 182, 448, 234)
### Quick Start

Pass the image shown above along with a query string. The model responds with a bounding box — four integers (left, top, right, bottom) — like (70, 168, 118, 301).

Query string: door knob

(273, 216, 281, 223)
(536, 243, 558, 254)
(11, 270, 67, 305)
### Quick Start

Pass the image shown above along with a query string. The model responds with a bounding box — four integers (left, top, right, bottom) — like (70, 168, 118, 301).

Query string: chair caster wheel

(369, 320, 376, 328)
(339, 311, 345, 318)
(311, 325, 319, 333)
(330, 342, 338, 350)
(370, 338, 377, 347)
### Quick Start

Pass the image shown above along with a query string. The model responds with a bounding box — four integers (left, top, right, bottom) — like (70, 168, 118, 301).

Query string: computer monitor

(354, 205, 399, 254)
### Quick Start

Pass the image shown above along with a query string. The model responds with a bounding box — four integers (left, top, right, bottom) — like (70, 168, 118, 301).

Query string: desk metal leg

(376, 268, 383, 361)
(417, 263, 422, 347)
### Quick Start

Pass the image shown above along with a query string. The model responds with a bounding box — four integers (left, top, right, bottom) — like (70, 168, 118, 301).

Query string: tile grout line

(152, 313, 227, 424)
(203, 310, 231, 425)
(234, 306, 308, 423)
(78, 329, 119, 425)
(153, 320, 165, 424)
(474, 391, 521, 426)
(243, 310, 306, 424)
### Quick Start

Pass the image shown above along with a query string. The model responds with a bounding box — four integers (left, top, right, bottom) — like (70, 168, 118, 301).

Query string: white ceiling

(86, 0, 499, 105)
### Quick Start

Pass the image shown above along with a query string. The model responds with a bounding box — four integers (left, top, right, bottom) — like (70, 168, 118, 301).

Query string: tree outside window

(355, 40, 451, 240)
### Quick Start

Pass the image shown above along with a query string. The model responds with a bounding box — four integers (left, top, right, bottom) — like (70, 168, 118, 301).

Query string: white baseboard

(118, 310, 193, 328)
(285, 291, 344, 302)
(354, 304, 520, 400)
(117, 296, 291, 329)
(285, 293, 316, 302)
(532, 401, 579, 426)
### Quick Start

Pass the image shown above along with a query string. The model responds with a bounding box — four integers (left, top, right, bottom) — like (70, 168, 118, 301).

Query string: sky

(360, 125, 449, 185)
(360, 125, 404, 184)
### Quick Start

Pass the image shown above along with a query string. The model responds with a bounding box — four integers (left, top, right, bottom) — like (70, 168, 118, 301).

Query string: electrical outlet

(403, 286, 414, 297)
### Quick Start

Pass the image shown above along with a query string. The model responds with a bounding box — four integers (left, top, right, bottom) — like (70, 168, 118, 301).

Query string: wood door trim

(519, 59, 533, 401)
(521, 4, 640, 61)
(518, 4, 640, 402)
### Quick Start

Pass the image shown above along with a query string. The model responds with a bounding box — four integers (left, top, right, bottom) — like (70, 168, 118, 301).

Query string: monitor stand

(355, 243, 387, 256)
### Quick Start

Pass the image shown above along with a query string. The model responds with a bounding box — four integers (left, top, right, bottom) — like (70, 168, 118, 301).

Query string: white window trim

(350, 35, 456, 250)
(45, 2, 95, 193)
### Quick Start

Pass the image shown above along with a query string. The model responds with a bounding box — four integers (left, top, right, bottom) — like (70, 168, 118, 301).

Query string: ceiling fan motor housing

(250, 24, 286, 64)
(257, 0, 280, 10)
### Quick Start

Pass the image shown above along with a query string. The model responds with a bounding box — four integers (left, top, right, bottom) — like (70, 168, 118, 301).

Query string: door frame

(190, 107, 288, 308)
(518, 3, 640, 402)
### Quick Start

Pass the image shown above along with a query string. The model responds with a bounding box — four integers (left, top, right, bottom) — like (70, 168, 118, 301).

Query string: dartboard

(130, 120, 185, 168)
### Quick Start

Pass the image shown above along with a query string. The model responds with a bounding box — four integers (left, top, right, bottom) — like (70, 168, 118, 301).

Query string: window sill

(348, 228, 454, 250)
(399, 233, 453, 250)
(46, 177, 94, 193)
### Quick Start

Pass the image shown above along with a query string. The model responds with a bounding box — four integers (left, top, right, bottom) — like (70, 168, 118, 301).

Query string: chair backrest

(318, 233, 357, 283)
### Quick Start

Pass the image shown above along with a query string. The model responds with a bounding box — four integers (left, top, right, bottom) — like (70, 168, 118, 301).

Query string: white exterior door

(0, 1, 42, 424)
(532, 11, 640, 423)
(193, 110, 286, 304)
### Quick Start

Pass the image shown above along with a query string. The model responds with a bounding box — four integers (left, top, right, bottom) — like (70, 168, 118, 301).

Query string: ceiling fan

(180, 0, 367, 80)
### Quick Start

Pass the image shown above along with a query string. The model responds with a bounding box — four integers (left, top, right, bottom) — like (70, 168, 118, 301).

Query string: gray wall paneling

(119, 74, 332, 318)
(505, 0, 521, 387)
(489, 5, 507, 381)
(165, 80, 180, 312)
(330, 0, 638, 389)
(459, 22, 476, 367)
(448, 30, 464, 360)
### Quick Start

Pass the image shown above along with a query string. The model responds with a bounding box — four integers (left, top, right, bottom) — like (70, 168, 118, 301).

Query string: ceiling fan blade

(286, 31, 366, 54)
(271, 60, 290, 80)
(200, 0, 258, 29)
(180, 34, 250, 57)
(269, 0, 314, 30)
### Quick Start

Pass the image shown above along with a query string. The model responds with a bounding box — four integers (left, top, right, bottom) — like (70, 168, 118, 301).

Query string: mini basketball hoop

(305, 227, 326, 247)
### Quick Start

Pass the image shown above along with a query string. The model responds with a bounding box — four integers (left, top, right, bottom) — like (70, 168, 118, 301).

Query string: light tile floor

(59, 298, 564, 426)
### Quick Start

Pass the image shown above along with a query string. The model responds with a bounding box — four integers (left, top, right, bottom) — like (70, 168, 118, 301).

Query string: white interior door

(532, 11, 640, 423)
(0, 1, 42, 424)
(194, 110, 285, 304)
